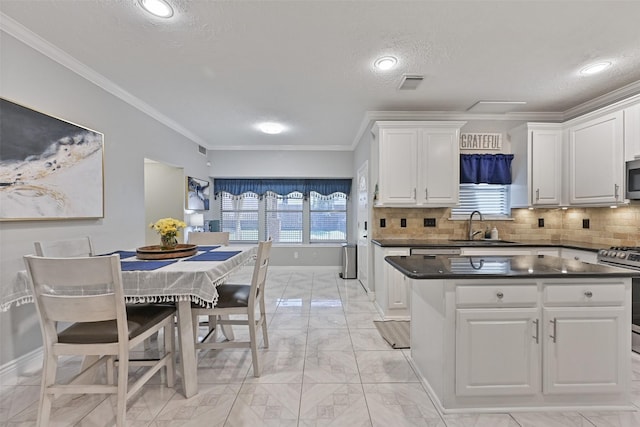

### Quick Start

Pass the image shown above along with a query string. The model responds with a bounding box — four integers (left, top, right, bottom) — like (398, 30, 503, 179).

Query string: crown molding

(561, 81, 640, 121)
(349, 110, 564, 150)
(0, 12, 208, 148)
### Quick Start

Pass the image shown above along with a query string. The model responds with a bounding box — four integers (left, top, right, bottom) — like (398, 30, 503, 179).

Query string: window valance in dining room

(460, 154, 514, 185)
(213, 178, 352, 198)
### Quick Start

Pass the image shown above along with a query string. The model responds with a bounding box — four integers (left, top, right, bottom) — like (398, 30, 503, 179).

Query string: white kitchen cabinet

(560, 248, 598, 264)
(511, 123, 563, 207)
(373, 121, 466, 207)
(543, 306, 626, 395)
(373, 245, 410, 319)
(409, 276, 631, 411)
(624, 101, 640, 161)
(567, 111, 624, 205)
(456, 308, 539, 396)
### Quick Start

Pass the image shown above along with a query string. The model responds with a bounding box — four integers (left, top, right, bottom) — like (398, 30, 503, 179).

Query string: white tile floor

(2, 268, 640, 426)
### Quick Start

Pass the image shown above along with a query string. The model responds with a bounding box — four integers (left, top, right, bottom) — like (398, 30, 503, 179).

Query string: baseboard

(0, 346, 43, 386)
(268, 266, 341, 272)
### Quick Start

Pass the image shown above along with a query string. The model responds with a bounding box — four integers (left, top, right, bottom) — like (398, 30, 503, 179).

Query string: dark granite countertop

(385, 254, 639, 280)
(372, 239, 603, 252)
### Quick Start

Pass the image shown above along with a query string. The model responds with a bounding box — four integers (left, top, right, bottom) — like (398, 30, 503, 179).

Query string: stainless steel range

(598, 246, 640, 354)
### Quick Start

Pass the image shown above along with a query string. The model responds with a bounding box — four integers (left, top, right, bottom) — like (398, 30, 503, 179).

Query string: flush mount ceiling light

(374, 56, 397, 71)
(580, 61, 612, 75)
(258, 122, 284, 135)
(139, 0, 174, 18)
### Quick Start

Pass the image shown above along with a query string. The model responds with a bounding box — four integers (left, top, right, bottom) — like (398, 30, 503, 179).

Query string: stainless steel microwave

(626, 159, 640, 199)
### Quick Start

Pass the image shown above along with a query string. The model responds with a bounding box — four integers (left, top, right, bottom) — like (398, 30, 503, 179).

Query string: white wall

(144, 161, 186, 245)
(0, 32, 210, 366)
(209, 150, 353, 178)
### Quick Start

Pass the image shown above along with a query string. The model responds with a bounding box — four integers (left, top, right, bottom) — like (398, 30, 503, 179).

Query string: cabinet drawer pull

(533, 319, 539, 344)
(549, 318, 557, 343)
(425, 188, 428, 199)
(496, 291, 504, 299)
(536, 188, 540, 201)
(584, 290, 593, 298)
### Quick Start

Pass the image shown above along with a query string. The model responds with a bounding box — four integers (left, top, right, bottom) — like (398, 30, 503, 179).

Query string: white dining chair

(24, 254, 176, 427)
(187, 231, 230, 246)
(34, 236, 94, 257)
(191, 239, 272, 376)
(187, 231, 231, 336)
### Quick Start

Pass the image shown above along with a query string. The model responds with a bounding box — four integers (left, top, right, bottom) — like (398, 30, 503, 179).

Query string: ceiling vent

(198, 145, 207, 155)
(398, 74, 424, 90)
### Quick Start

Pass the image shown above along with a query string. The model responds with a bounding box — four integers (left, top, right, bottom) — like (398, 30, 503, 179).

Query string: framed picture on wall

(0, 98, 104, 221)
(186, 176, 210, 210)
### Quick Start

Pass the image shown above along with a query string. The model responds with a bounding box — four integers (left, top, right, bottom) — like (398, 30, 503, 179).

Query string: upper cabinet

(511, 123, 563, 207)
(511, 94, 640, 208)
(624, 102, 640, 161)
(372, 121, 466, 207)
(567, 111, 624, 205)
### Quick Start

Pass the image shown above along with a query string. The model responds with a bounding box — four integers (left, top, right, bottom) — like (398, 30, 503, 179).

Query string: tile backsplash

(372, 202, 640, 247)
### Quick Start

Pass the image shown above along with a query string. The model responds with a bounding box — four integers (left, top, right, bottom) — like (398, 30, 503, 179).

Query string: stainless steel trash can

(339, 244, 357, 279)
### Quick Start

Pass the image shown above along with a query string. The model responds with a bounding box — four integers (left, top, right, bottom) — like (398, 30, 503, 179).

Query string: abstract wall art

(0, 98, 104, 220)
(186, 176, 210, 211)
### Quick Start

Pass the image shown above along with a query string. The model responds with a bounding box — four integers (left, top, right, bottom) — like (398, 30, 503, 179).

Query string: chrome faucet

(468, 210, 484, 240)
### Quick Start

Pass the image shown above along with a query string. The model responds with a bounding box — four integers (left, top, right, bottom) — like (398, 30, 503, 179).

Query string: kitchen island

(385, 254, 638, 414)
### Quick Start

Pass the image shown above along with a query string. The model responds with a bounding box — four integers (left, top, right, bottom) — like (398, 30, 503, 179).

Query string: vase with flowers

(149, 217, 187, 250)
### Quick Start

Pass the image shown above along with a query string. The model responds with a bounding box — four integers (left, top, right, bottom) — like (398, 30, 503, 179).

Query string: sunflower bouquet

(149, 217, 187, 249)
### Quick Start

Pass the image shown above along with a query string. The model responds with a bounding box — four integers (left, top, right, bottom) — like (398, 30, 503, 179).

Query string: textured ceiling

(2, 0, 640, 150)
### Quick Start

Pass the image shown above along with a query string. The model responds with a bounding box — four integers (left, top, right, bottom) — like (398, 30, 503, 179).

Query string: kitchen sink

(447, 239, 516, 245)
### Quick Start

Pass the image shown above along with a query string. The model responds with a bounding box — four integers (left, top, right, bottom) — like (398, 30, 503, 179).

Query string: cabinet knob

(496, 291, 504, 299)
(584, 290, 593, 298)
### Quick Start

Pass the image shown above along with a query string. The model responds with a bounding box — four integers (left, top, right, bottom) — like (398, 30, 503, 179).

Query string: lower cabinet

(543, 306, 626, 395)
(453, 280, 628, 400)
(373, 245, 410, 319)
(456, 308, 539, 396)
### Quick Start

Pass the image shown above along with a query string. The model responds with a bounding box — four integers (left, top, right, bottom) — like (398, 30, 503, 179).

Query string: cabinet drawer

(456, 285, 537, 307)
(543, 283, 626, 306)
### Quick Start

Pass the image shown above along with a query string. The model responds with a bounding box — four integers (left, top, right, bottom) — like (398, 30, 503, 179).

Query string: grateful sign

(460, 133, 502, 150)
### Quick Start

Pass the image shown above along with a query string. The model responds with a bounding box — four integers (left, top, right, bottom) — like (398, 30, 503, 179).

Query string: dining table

(1, 244, 258, 398)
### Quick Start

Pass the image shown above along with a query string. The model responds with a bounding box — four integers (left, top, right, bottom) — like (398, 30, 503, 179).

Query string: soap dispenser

(484, 226, 491, 239)
(490, 227, 499, 240)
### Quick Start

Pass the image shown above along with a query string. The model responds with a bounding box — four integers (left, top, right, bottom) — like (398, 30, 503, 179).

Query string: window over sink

(450, 184, 511, 219)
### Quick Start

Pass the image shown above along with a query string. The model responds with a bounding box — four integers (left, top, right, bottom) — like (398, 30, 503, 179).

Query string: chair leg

(259, 298, 269, 348)
(165, 322, 175, 388)
(247, 311, 260, 377)
(116, 357, 128, 427)
(37, 351, 57, 427)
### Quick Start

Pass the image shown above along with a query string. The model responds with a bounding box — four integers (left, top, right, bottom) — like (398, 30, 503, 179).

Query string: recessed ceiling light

(580, 61, 612, 75)
(139, 0, 174, 18)
(259, 122, 284, 134)
(374, 56, 397, 71)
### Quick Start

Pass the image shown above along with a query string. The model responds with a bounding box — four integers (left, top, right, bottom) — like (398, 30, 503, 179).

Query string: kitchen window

(451, 184, 511, 219)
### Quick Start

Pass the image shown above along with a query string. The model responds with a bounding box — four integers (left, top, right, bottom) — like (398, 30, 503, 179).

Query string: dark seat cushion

(57, 304, 176, 344)
(213, 284, 251, 308)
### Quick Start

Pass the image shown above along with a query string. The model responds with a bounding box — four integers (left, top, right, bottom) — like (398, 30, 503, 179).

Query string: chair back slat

(187, 232, 230, 245)
(250, 239, 272, 301)
(41, 295, 117, 323)
(34, 236, 94, 257)
(24, 254, 127, 330)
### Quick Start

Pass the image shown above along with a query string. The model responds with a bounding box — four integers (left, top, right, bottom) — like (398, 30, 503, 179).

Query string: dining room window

(265, 191, 303, 243)
(214, 179, 351, 244)
(220, 192, 260, 242)
(310, 191, 347, 242)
